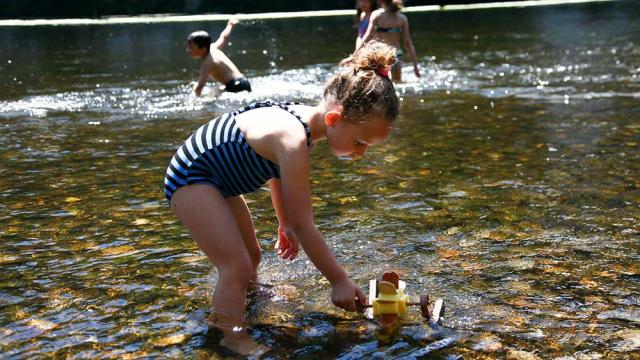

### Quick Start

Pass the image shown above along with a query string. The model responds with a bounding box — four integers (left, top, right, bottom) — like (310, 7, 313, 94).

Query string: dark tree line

(1, 0, 524, 19)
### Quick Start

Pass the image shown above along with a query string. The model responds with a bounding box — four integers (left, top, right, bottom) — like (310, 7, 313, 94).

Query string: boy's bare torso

(204, 47, 244, 84)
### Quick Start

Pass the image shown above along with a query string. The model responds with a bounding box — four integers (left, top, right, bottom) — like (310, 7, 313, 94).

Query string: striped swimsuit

(164, 100, 311, 203)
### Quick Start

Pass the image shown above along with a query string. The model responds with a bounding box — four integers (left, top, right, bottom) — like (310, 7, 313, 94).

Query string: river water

(1, 1, 639, 358)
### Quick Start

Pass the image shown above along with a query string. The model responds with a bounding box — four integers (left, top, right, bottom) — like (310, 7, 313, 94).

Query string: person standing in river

(186, 19, 252, 97)
(165, 41, 399, 356)
(352, 0, 379, 52)
(343, 0, 420, 82)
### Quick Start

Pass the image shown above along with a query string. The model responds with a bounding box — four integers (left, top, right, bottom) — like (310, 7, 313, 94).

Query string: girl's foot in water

(210, 308, 270, 357)
(219, 332, 270, 358)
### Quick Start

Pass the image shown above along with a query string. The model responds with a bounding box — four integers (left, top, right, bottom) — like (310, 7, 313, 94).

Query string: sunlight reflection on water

(1, 1, 640, 358)
(2, 55, 638, 123)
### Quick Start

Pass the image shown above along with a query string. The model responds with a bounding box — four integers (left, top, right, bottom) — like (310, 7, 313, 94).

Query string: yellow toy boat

(362, 271, 444, 327)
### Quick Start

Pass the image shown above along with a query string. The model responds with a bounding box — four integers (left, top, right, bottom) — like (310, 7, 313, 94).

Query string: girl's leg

(172, 185, 269, 356)
(171, 184, 254, 325)
(226, 195, 261, 281)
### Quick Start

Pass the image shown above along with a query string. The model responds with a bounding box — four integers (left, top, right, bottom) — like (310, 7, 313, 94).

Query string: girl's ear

(324, 111, 343, 127)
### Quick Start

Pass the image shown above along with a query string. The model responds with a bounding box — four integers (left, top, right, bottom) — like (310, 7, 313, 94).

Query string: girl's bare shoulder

(234, 106, 309, 159)
(371, 8, 384, 18)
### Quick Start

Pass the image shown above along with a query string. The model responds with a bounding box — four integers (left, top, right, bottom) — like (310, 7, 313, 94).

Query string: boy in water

(186, 19, 252, 96)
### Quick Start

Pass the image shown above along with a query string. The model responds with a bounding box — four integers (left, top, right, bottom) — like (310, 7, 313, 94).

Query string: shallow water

(1, 1, 639, 358)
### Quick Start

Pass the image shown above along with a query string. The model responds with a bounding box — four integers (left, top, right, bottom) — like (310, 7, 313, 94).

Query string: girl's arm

(213, 19, 239, 50)
(356, 12, 378, 53)
(269, 178, 299, 260)
(269, 178, 288, 226)
(402, 16, 421, 78)
(275, 136, 366, 310)
(353, 12, 366, 52)
(277, 145, 347, 284)
(354, 35, 364, 53)
(341, 11, 378, 65)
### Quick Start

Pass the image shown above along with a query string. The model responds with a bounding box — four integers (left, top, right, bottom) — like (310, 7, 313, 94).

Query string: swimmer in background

(343, 0, 420, 82)
(353, 0, 379, 51)
(186, 19, 252, 96)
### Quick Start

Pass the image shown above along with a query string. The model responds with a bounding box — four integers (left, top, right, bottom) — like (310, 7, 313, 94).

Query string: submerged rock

(596, 309, 640, 323)
(505, 259, 536, 271)
(153, 333, 188, 347)
(612, 329, 640, 352)
(517, 329, 545, 341)
(299, 321, 335, 340)
(506, 349, 542, 360)
(472, 334, 503, 352)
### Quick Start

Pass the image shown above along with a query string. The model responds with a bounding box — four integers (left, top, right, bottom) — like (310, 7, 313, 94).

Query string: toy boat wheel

(419, 294, 445, 325)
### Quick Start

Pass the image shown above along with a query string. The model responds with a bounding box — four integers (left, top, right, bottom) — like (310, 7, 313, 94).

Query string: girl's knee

(249, 247, 261, 269)
(219, 258, 255, 285)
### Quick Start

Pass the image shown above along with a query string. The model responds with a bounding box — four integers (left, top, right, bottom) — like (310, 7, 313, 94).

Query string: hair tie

(376, 66, 390, 78)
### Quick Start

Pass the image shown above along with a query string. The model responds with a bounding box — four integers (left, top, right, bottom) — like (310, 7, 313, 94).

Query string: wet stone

(472, 334, 503, 352)
(506, 349, 542, 360)
(517, 329, 545, 341)
(596, 309, 640, 323)
(611, 329, 640, 352)
(0, 292, 24, 307)
(299, 321, 335, 342)
(505, 259, 536, 271)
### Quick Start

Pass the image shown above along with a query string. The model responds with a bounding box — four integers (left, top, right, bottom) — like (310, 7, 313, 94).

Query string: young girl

(346, 0, 420, 82)
(164, 40, 399, 355)
(354, 0, 378, 51)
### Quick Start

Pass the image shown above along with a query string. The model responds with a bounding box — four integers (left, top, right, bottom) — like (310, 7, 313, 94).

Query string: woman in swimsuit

(346, 0, 420, 82)
(165, 40, 399, 356)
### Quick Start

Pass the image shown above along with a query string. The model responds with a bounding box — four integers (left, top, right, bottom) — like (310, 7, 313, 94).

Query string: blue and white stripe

(164, 101, 310, 203)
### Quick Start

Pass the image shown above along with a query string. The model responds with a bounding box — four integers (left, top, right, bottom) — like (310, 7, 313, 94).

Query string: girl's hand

(331, 278, 367, 312)
(275, 226, 299, 261)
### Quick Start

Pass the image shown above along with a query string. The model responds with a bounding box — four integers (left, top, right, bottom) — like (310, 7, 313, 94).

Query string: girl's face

(359, 0, 374, 12)
(326, 115, 391, 160)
